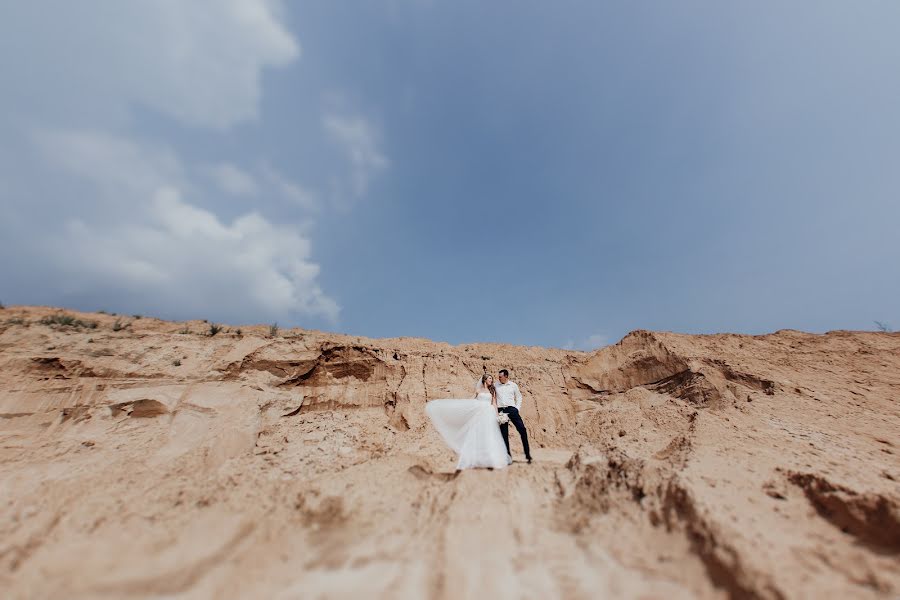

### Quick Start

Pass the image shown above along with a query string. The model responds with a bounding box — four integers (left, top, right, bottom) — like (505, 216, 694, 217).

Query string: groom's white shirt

(495, 381, 522, 410)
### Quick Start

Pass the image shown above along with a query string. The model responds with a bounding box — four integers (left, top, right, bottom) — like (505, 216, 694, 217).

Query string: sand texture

(1, 305, 898, 599)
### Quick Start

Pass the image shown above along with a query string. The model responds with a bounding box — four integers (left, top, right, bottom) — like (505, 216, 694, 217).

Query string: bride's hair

(481, 373, 496, 398)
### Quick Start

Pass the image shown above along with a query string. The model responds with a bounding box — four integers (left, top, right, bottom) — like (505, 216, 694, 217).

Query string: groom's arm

(514, 383, 522, 411)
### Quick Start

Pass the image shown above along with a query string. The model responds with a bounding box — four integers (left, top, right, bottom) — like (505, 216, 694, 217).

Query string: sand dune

(1, 305, 898, 598)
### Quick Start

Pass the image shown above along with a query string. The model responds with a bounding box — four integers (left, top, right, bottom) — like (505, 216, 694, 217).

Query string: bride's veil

(474, 375, 487, 394)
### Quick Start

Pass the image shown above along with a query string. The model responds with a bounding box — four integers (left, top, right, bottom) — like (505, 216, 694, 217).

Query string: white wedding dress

(426, 391, 510, 470)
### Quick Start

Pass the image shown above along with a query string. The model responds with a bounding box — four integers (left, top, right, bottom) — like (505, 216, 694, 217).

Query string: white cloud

(203, 161, 319, 210)
(36, 130, 338, 322)
(323, 114, 389, 197)
(57, 187, 339, 321)
(0, 3, 356, 326)
(260, 163, 318, 211)
(0, 1, 300, 130)
(585, 333, 610, 348)
(32, 129, 180, 191)
(205, 163, 260, 197)
(563, 333, 610, 351)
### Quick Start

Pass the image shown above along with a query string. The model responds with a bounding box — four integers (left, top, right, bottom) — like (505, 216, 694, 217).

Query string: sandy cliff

(1, 305, 897, 598)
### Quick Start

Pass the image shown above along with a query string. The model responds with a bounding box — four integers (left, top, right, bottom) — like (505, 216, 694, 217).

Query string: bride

(425, 374, 511, 470)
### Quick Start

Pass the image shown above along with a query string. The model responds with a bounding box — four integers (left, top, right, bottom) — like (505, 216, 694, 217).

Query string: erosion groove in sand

(0, 305, 898, 599)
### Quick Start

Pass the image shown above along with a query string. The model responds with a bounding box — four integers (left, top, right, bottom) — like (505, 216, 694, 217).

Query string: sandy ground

(0, 305, 898, 599)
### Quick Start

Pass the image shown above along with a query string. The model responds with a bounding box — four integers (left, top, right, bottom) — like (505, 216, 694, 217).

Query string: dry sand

(0, 305, 898, 599)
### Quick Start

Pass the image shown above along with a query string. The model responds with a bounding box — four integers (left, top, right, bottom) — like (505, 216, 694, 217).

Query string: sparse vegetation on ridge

(39, 313, 98, 329)
(3, 305, 900, 599)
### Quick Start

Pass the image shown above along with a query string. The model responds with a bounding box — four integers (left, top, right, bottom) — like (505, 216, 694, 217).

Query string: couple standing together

(425, 369, 532, 470)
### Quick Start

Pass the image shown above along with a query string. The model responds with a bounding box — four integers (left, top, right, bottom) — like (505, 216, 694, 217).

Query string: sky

(1, 1, 898, 349)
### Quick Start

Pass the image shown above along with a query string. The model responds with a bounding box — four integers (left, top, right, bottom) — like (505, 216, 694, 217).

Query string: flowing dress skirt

(425, 398, 510, 470)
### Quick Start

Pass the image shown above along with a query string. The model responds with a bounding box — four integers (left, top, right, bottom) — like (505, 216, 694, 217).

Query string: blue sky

(1, 2, 898, 349)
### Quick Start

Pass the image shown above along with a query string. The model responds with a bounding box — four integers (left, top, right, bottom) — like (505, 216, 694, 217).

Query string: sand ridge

(0, 305, 898, 598)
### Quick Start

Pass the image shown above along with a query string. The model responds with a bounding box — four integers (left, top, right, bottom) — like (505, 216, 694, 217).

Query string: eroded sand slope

(1, 306, 898, 598)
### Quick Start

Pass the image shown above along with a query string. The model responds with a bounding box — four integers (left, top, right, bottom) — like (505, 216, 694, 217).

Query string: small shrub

(0, 300, 5, 309)
(41, 314, 75, 327)
(133, 314, 142, 320)
(97, 310, 108, 315)
(874, 321, 892, 333)
(173, 359, 182, 367)
(178, 326, 191, 335)
(40, 313, 98, 329)
(112, 319, 127, 332)
(235, 328, 242, 336)
(5, 317, 25, 325)
(208, 323, 223, 336)
(269, 322, 279, 338)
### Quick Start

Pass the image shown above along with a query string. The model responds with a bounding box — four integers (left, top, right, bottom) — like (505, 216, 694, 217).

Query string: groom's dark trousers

(498, 406, 531, 460)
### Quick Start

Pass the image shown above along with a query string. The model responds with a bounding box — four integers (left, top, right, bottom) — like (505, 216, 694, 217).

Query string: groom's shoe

(526, 456, 533, 464)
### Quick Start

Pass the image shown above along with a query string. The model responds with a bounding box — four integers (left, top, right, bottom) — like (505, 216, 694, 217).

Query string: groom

(495, 369, 532, 464)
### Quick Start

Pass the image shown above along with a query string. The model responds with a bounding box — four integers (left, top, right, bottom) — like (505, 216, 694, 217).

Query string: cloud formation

(0, 0, 299, 129)
(204, 163, 260, 198)
(324, 113, 390, 198)
(563, 333, 610, 352)
(0, 2, 341, 325)
(36, 130, 339, 322)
